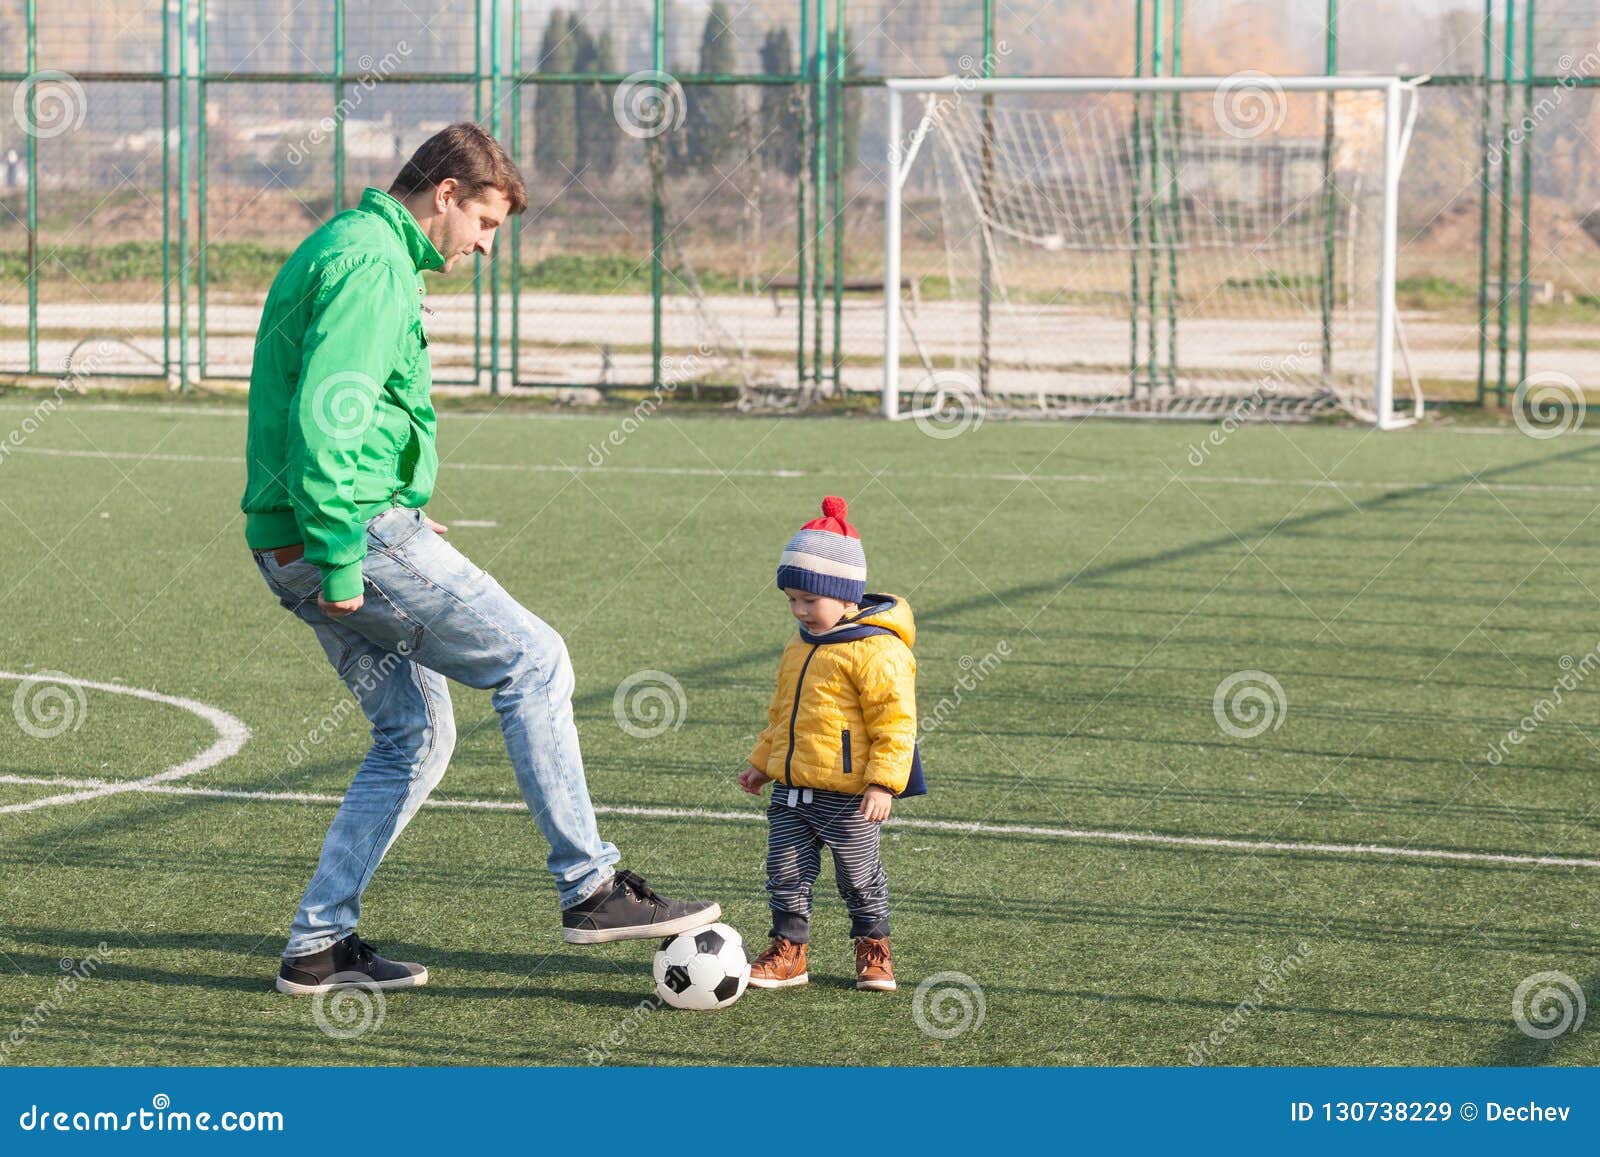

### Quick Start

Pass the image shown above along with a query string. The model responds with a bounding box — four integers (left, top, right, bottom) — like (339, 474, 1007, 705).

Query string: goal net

(883, 76, 1423, 427)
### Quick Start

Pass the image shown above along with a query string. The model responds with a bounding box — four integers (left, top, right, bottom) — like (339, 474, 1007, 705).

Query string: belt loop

(786, 788, 799, 808)
(802, 788, 813, 805)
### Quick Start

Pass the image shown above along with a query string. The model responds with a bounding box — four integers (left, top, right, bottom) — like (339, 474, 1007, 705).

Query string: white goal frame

(882, 75, 1422, 428)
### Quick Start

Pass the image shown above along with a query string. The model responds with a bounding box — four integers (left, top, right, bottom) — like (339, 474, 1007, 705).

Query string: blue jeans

(255, 505, 619, 958)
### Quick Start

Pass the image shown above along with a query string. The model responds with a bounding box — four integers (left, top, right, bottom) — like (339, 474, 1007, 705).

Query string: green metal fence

(0, 1, 1597, 406)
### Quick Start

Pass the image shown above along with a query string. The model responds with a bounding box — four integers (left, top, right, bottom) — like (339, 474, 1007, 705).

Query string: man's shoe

(747, 936, 809, 989)
(854, 936, 896, 991)
(275, 933, 428, 995)
(561, 869, 720, 944)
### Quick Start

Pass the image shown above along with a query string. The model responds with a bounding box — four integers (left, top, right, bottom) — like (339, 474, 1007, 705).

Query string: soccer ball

(653, 923, 750, 1011)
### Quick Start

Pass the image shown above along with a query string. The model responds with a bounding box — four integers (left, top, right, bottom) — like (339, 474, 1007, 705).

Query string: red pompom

(821, 496, 848, 520)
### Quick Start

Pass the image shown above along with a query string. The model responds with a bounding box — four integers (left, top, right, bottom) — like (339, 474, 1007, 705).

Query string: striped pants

(765, 786, 890, 942)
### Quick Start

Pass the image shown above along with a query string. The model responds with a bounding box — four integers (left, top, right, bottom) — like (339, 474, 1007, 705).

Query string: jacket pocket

(842, 728, 853, 774)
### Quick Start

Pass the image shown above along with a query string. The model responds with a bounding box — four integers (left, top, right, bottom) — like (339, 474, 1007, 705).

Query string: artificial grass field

(1, 395, 1597, 1067)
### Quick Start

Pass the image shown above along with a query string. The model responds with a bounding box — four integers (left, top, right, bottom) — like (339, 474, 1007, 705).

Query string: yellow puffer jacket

(747, 595, 917, 795)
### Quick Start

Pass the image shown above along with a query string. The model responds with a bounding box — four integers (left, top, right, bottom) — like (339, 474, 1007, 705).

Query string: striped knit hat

(776, 496, 866, 604)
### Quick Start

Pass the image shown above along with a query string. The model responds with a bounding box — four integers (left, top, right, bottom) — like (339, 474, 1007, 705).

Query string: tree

(758, 27, 800, 176)
(534, 9, 579, 175)
(574, 27, 617, 176)
(687, 2, 742, 168)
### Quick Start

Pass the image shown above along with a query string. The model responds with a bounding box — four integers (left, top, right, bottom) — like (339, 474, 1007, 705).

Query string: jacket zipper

(842, 728, 852, 775)
(783, 644, 821, 787)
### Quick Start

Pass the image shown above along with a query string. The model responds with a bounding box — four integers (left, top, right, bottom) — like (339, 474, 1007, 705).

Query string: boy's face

(784, 588, 857, 632)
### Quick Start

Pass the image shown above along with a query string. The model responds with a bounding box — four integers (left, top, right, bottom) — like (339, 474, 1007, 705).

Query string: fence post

(25, 0, 37, 377)
(1516, 0, 1534, 389)
(178, 0, 190, 391)
(198, 0, 208, 377)
(1476, 0, 1493, 405)
(652, 0, 665, 392)
(510, 0, 522, 390)
(490, 0, 502, 395)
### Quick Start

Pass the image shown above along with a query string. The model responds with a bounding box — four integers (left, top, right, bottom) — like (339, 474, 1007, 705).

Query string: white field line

(5, 444, 1597, 495)
(0, 673, 251, 815)
(1, 771, 1595, 871)
(0, 399, 1593, 441)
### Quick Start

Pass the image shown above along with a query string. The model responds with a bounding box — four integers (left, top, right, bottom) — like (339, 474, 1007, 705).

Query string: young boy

(738, 497, 917, 992)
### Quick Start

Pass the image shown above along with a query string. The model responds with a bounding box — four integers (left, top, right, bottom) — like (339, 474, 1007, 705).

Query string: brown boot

(854, 936, 896, 991)
(748, 936, 809, 988)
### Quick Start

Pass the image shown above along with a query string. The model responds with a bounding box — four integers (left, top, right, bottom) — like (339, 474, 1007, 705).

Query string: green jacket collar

(357, 186, 445, 273)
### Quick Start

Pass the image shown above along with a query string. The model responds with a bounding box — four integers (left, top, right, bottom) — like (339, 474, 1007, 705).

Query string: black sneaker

(274, 933, 429, 995)
(561, 869, 721, 944)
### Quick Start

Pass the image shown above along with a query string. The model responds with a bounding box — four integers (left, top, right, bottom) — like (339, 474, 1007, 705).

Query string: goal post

(882, 75, 1423, 428)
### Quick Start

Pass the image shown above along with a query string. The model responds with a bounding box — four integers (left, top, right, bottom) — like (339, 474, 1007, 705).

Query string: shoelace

(756, 939, 794, 965)
(858, 940, 889, 967)
(614, 869, 665, 907)
(758, 934, 790, 966)
(348, 938, 376, 963)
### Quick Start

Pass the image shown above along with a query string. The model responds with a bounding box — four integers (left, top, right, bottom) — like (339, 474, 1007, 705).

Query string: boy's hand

(859, 785, 893, 823)
(738, 765, 771, 795)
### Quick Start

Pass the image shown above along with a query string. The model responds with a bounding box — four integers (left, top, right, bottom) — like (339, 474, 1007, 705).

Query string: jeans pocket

(258, 555, 321, 608)
(367, 505, 424, 553)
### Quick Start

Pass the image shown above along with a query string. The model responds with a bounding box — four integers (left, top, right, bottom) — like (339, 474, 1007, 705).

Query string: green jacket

(241, 187, 444, 601)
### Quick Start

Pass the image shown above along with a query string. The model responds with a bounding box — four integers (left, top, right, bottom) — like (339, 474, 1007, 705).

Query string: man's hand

(738, 765, 771, 795)
(859, 785, 893, 823)
(424, 515, 448, 534)
(317, 593, 364, 617)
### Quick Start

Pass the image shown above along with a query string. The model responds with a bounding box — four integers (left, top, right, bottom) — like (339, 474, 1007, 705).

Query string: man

(241, 123, 718, 995)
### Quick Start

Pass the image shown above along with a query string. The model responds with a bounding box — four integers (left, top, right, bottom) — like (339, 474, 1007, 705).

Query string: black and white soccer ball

(653, 922, 750, 1011)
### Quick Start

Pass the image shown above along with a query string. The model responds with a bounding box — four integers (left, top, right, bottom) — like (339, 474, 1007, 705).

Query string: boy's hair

(389, 122, 527, 215)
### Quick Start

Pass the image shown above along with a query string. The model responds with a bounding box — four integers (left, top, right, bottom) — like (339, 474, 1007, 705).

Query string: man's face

(433, 184, 511, 274)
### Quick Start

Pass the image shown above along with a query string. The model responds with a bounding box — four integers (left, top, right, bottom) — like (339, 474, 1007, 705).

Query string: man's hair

(389, 122, 527, 215)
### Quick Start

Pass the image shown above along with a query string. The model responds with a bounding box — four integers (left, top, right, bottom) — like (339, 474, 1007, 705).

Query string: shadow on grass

(0, 927, 667, 999)
(1481, 970, 1598, 1066)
